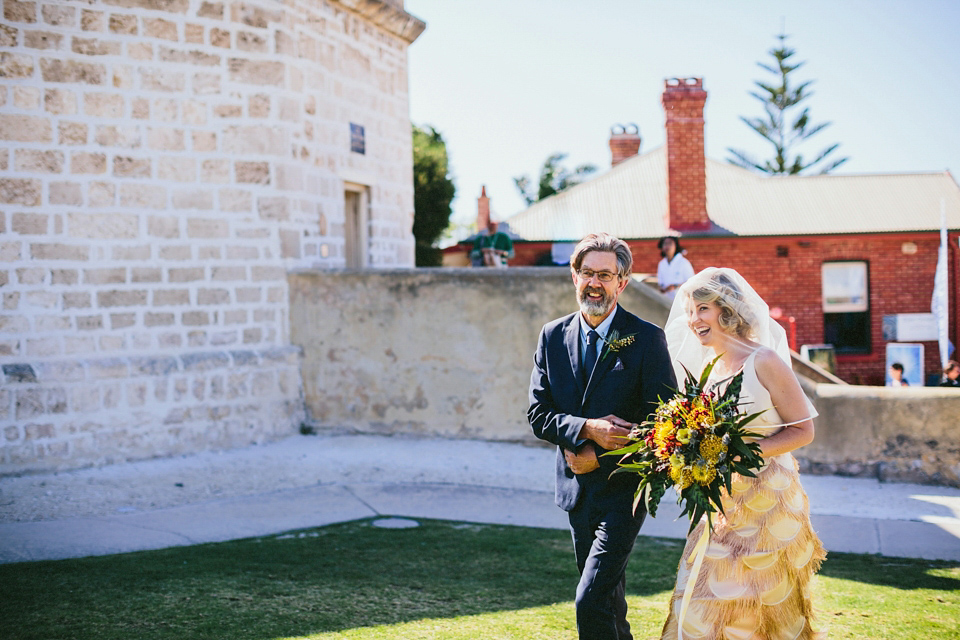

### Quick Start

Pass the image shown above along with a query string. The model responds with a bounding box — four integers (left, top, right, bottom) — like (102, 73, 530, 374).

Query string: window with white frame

(822, 261, 870, 353)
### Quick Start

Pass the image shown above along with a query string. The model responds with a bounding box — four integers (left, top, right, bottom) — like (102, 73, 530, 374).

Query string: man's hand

(583, 416, 634, 450)
(564, 447, 600, 475)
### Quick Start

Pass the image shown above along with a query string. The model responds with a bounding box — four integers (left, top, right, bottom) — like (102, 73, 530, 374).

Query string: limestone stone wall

(1, 0, 423, 473)
(290, 269, 960, 487)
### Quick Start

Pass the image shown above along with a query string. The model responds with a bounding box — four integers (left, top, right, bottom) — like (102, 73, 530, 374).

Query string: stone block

(186, 217, 228, 238)
(158, 45, 219, 66)
(211, 266, 246, 281)
(95, 125, 141, 148)
(81, 9, 104, 31)
(146, 127, 185, 151)
(143, 17, 178, 41)
(76, 314, 103, 330)
(198, 287, 229, 304)
(2, 363, 37, 382)
(226, 246, 258, 260)
(198, 1, 223, 19)
(181, 100, 206, 125)
(213, 104, 241, 118)
(210, 27, 229, 48)
(0, 242, 22, 261)
(192, 130, 216, 151)
(110, 312, 135, 329)
(131, 355, 178, 376)
(223, 309, 246, 324)
(144, 311, 175, 326)
(108, 14, 137, 35)
(185, 23, 203, 44)
(59, 122, 88, 145)
(157, 156, 196, 181)
(24, 30, 62, 49)
(67, 213, 137, 238)
(200, 159, 229, 183)
(13, 86, 40, 108)
(251, 265, 284, 281)
(103, 0, 189, 12)
(42, 4, 76, 26)
(30, 242, 90, 261)
(235, 161, 269, 184)
(63, 334, 95, 353)
(0, 114, 52, 142)
(153, 97, 178, 121)
(70, 385, 100, 412)
(0, 178, 42, 205)
(172, 188, 213, 209)
(112, 64, 134, 89)
(71, 152, 107, 175)
(147, 215, 179, 238)
(63, 291, 91, 308)
(12, 212, 48, 234)
(217, 192, 253, 217)
(198, 246, 220, 259)
(0, 51, 35, 76)
(49, 181, 83, 205)
(141, 68, 185, 92)
(51, 269, 78, 285)
(26, 336, 59, 357)
(235, 287, 260, 303)
(119, 183, 166, 208)
(223, 125, 285, 155)
(83, 92, 124, 117)
(16, 266, 45, 283)
(230, 3, 281, 28)
(237, 30, 266, 52)
(192, 71, 220, 94)
(24, 290, 57, 307)
(228, 58, 284, 86)
(168, 266, 203, 282)
(158, 245, 190, 260)
(152, 289, 189, 305)
(113, 155, 151, 178)
(182, 310, 209, 326)
(83, 267, 126, 284)
(132, 267, 162, 282)
(182, 351, 230, 371)
(4, 0, 36, 23)
(111, 244, 151, 260)
(14, 149, 63, 173)
(128, 42, 152, 60)
(0, 24, 15, 46)
(72, 37, 121, 56)
(96, 289, 147, 307)
(40, 58, 106, 84)
(43, 89, 77, 116)
(36, 314, 70, 331)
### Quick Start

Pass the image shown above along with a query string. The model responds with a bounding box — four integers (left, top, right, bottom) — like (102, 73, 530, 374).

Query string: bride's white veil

(664, 267, 793, 384)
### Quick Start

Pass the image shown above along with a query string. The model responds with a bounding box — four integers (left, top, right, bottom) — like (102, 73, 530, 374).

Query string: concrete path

(1, 434, 959, 564)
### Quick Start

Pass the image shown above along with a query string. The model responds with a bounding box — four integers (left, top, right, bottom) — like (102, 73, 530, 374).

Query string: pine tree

(728, 33, 848, 175)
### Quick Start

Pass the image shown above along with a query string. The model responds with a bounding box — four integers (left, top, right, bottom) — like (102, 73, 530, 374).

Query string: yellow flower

(676, 428, 692, 444)
(669, 465, 693, 490)
(691, 459, 717, 485)
(699, 434, 727, 463)
(669, 453, 685, 470)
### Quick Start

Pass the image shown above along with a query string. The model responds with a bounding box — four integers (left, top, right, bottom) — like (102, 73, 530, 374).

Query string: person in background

(471, 220, 514, 267)
(656, 236, 694, 299)
(940, 360, 960, 387)
(889, 362, 909, 387)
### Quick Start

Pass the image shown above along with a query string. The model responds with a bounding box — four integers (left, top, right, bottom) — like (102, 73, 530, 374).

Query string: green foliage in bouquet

(605, 354, 767, 533)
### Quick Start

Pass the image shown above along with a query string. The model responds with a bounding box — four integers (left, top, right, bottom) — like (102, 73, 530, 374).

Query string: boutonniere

(600, 329, 637, 363)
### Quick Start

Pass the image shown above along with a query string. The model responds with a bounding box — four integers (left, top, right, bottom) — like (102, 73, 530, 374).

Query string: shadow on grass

(1, 518, 956, 640)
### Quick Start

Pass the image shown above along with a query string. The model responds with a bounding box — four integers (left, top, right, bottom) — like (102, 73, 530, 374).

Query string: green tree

(728, 33, 848, 175)
(412, 124, 456, 266)
(514, 153, 597, 206)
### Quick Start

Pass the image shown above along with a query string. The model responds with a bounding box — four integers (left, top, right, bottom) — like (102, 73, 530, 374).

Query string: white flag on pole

(932, 199, 949, 368)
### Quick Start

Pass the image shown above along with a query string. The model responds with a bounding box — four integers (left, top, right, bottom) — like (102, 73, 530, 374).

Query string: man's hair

(891, 363, 905, 373)
(570, 233, 633, 278)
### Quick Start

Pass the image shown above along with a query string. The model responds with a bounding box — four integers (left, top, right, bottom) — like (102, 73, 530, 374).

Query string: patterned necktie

(583, 330, 599, 385)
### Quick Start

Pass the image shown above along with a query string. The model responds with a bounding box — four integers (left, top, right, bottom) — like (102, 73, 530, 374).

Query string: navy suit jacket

(528, 305, 676, 511)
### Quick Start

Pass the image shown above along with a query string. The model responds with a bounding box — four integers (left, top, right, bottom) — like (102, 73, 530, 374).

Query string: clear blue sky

(404, 0, 960, 232)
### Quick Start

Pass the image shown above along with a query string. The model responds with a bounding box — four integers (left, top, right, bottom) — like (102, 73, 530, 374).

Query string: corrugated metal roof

(505, 146, 960, 241)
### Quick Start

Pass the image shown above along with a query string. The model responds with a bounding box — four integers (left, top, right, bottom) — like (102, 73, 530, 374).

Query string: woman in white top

(657, 236, 695, 299)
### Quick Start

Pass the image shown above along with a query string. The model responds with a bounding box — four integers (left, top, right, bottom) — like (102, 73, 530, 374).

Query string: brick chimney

(476, 185, 491, 232)
(609, 124, 641, 167)
(662, 77, 710, 231)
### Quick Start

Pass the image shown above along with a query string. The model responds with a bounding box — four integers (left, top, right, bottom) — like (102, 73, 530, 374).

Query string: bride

(659, 268, 826, 640)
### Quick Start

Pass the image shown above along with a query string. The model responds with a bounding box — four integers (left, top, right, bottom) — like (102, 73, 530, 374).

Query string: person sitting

(470, 221, 514, 267)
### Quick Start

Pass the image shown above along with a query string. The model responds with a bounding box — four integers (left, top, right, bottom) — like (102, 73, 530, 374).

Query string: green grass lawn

(1, 518, 957, 639)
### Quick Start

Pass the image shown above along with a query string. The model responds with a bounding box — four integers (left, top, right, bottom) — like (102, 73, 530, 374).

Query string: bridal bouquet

(607, 355, 766, 533)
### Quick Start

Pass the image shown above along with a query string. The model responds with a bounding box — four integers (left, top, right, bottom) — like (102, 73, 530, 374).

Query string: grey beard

(578, 290, 613, 317)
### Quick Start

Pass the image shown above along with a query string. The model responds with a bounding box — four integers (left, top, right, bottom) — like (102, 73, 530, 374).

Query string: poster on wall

(885, 343, 924, 387)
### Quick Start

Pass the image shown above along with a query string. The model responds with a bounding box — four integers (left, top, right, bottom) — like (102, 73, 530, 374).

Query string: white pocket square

(612, 358, 624, 371)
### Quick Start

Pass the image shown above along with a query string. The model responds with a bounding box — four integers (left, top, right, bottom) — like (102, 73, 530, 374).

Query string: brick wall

(503, 231, 960, 386)
(0, 0, 420, 473)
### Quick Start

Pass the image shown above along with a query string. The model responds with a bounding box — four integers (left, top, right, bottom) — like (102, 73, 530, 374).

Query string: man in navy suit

(528, 233, 676, 640)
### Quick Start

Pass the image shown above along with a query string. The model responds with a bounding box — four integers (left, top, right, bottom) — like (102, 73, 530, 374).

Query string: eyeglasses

(576, 269, 619, 283)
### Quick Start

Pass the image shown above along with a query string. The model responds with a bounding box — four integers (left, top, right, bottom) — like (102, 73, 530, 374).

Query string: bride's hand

(564, 447, 600, 474)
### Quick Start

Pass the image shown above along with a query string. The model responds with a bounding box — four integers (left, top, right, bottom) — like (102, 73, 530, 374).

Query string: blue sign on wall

(350, 123, 365, 154)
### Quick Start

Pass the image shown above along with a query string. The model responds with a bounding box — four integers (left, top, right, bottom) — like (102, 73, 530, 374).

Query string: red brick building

(451, 78, 960, 386)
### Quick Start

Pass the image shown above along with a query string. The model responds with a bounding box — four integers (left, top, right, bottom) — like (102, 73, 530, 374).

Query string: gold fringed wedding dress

(659, 351, 826, 640)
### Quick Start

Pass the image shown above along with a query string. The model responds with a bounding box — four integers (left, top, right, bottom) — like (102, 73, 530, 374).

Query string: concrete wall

(289, 268, 670, 440)
(290, 269, 960, 487)
(0, 0, 422, 473)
